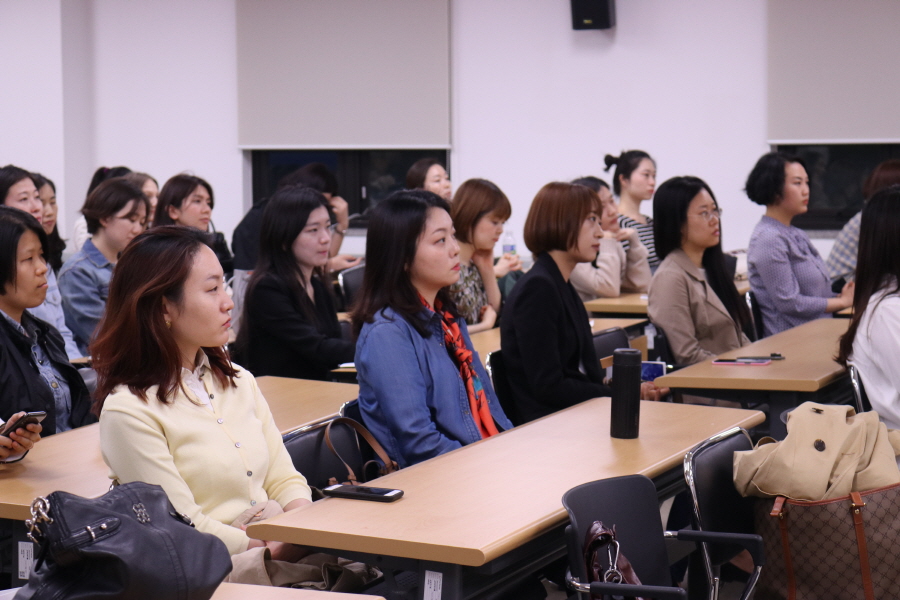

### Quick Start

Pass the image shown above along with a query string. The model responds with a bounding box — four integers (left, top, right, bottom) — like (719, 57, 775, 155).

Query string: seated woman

(94, 226, 312, 557)
(33, 173, 66, 275)
(72, 166, 133, 253)
(0, 165, 80, 359)
(154, 173, 234, 277)
(570, 176, 651, 300)
(0, 411, 43, 463)
(236, 184, 354, 380)
(352, 190, 513, 468)
(0, 206, 94, 435)
(406, 157, 452, 201)
(59, 178, 149, 356)
(648, 176, 753, 365)
(838, 185, 900, 430)
(123, 172, 160, 228)
(447, 178, 522, 333)
(746, 152, 853, 336)
(603, 150, 660, 269)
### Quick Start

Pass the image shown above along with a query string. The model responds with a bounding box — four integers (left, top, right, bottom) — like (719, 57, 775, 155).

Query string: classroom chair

(592, 327, 630, 362)
(848, 364, 872, 414)
(281, 420, 364, 489)
(485, 350, 521, 426)
(338, 263, 365, 309)
(744, 291, 764, 341)
(683, 427, 764, 600)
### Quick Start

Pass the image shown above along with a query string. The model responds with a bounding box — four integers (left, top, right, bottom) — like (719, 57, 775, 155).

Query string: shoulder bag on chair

(324, 417, 399, 485)
(15, 481, 232, 600)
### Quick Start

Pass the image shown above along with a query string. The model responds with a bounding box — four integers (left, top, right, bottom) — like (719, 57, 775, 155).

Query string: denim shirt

(28, 269, 82, 360)
(356, 306, 513, 468)
(59, 239, 113, 356)
(0, 309, 72, 432)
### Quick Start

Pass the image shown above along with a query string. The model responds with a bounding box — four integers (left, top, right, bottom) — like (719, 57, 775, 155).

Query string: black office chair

(848, 364, 872, 414)
(592, 327, 630, 362)
(563, 475, 762, 600)
(338, 263, 365, 309)
(684, 427, 764, 600)
(281, 419, 364, 490)
(79, 368, 98, 398)
(485, 350, 520, 426)
(745, 291, 765, 341)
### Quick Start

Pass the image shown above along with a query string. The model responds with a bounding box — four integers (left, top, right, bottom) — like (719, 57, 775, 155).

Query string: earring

(165, 321, 171, 329)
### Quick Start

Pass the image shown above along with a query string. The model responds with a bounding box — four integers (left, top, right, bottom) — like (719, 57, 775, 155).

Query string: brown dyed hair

(82, 177, 149, 235)
(523, 182, 600, 255)
(863, 160, 900, 200)
(92, 226, 237, 413)
(450, 178, 512, 244)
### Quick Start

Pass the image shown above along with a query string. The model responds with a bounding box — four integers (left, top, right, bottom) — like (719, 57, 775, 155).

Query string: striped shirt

(618, 214, 659, 270)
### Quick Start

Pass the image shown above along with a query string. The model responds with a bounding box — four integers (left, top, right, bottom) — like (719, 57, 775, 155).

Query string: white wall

(450, 0, 771, 254)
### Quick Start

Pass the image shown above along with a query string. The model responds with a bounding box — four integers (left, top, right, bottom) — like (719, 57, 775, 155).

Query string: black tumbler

(610, 348, 642, 439)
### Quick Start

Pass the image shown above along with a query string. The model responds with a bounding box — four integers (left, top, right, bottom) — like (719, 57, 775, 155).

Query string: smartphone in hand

(1, 411, 46, 436)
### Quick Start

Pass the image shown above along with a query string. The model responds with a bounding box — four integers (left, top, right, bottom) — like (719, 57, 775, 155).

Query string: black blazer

(242, 274, 354, 380)
(500, 253, 610, 424)
(0, 312, 95, 435)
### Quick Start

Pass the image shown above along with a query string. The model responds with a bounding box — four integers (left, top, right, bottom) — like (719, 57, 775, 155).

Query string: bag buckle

(602, 540, 624, 583)
(25, 496, 53, 543)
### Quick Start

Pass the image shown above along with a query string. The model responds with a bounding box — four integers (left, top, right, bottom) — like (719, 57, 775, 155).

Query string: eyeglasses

(693, 208, 722, 222)
(301, 223, 339, 236)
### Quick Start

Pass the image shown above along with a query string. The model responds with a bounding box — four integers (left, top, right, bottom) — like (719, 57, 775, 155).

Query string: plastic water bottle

(610, 348, 642, 439)
(502, 231, 516, 255)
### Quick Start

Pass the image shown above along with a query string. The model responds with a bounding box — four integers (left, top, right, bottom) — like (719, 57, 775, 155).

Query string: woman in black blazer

(501, 182, 663, 424)
(236, 185, 354, 380)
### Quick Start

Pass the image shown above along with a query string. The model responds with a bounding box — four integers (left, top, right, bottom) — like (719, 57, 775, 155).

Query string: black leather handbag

(15, 481, 233, 600)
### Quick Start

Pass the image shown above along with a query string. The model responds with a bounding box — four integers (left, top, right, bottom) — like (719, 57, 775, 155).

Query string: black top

(0, 312, 95, 435)
(231, 199, 267, 271)
(242, 274, 354, 380)
(500, 253, 610, 424)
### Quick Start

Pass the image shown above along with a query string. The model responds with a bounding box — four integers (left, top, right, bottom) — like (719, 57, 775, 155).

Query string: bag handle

(324, 417, 399, 484)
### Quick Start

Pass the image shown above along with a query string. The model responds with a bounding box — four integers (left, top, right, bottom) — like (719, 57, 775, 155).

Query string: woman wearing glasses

(236, 185, 354, 380)
(648, 176, 753, 365)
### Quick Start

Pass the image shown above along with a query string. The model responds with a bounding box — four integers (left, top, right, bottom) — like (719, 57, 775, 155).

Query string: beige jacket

(571, 236, 651, 302)
(648, 249, 749, 365)
(734, 403, 900, 500)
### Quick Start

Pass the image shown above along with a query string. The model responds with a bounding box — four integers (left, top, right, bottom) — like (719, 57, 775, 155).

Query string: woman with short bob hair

(649, 176, 752, 365)
(500, 182, 613, 424)
(59, 178, 149, 355)
(838, 185, 900, 431)
(746, 152, 853, 336)
(352, 190, 512, 468)
(237, 184, 354, 380)
(93, 226, 312, 557)
(0, 206, 94, 436)
(447, 178, 521, 332)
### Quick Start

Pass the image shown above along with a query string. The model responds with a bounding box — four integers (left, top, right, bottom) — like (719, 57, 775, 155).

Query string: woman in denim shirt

(59, 178, 148, 356)
(746, 152, 853, 336)
(352, 190, 513, 468)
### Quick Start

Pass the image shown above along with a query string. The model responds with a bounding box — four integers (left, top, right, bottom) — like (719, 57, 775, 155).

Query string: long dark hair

(31, 173, 66, 274)
(351, 190, 457, 338)
(92, 226, 237, 411)
(236, 185, 331, 354)
(653, 176, 753, 338)
(837, 185, 900, 367)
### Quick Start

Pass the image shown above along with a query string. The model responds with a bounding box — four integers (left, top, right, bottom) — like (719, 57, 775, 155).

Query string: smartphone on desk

(323, 484, 404, 503)
(711, 358, 771, 366)
(1, 411, 46, 436)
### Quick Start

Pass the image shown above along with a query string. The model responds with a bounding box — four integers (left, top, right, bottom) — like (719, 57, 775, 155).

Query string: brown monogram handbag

(754, 482, 900, 600)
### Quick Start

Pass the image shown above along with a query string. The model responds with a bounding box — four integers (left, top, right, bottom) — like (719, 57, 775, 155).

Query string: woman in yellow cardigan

(92, 226, 312, 558)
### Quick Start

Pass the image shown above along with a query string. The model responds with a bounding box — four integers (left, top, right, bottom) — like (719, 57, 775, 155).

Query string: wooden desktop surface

(0, 424, 109, 521)
(212, 583, 383, 599)
(257, 377, 359, 433)
(584, 281, 750, 315)
(655, 318, 849, 392)
(248, 399, 763, 567)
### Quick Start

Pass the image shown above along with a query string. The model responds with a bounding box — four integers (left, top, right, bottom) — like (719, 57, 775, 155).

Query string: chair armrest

(590, 582, 687, 599)
(671, 529, 765, 567)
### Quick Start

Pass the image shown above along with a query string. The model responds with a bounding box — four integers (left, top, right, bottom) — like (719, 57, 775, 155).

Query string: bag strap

(849, 492, 875, 600)
(769, 496, 797, 600)
(324, 417, 399, 484)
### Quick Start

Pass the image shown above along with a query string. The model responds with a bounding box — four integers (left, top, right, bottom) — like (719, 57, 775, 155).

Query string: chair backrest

(485, 350, 520, 426)
(745, 291, 764, 341)
(562, 475, 673, 590)
(79, 368, 98, 397)
(339, 400, 377, 464)
(848, 364, 872, 414)
(228, 269, 253, 337)
(652, 324, 677, 367)
(684, 427, 754, 567)
(338, 263, 366, 309)
(281, 420, 363, 489)
(592, 327, 630, 363)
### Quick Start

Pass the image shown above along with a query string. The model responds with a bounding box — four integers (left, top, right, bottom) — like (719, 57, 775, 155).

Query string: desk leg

(766, 391, 796, 440)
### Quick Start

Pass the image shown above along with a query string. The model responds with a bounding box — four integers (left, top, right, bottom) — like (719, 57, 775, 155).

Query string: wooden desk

(249, 400, 763, 599)
(257, 377, 359, 433)
(212, 582, 383, 599)
(655, 318, 851, 438)
(0, 424, 109, 521)
(584, 281, 750, 317)
(468, 317, 649, 366)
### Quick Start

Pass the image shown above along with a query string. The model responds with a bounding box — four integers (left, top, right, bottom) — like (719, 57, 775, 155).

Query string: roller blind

(767, 0, 900, 143)
(236, 0, 450, 149)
